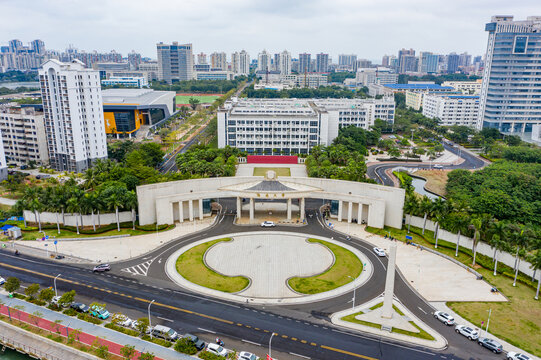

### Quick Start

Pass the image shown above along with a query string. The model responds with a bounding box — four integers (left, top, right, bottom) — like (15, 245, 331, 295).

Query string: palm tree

(46, 187, 62, 234)
(489, 220, 507, 261)
(403, 193, 418, 233)
(469, 217, 482, 267)
(530, 250, 541, 300)
(506, 223, 533, 287)
(66, 196, 81, 235)
(430, 198, 448, 248)
(105, 186, 126, 232)
(80, 193, 97, 232)
(489, 234, 507, 276)
(125, 191, 138, 230)
(447, 212, 469, 257)
(419, 196, 432, 235)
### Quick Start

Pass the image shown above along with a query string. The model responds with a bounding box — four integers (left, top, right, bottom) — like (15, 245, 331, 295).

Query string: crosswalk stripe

(121, 260, 153, 276)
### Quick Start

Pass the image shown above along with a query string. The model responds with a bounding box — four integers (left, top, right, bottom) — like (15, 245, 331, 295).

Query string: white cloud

(0, 0, 539, 61)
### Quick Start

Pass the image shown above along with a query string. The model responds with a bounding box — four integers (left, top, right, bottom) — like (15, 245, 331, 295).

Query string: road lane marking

(289, 352, 310, 359)
(198, 327, 216, 334)
(241, 339, 261, 346)
(157, 316, 174, 322)
(418, 306, 427, 314)
(320, 345, 378, 360)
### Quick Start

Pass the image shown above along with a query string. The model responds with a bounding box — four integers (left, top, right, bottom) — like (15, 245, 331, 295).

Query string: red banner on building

(247, 155, 298, 164)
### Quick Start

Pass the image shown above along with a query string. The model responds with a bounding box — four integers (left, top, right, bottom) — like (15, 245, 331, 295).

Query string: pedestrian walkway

(0, 292, 196, 360)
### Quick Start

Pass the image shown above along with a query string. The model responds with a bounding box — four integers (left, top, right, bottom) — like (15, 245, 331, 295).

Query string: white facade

(156, 42, 193, 83)
(39, 59, 107, 173)
(217, 97, 394, 154)
(279, 50, 291, 75)
(257, 50, 271, 72)
(0, 106, 49, 165)
(355, 68, 398, 86)
(101, 76, 148, 88)
(442, 80, 482, 94)
(0, 129, 7, 181)
(210, 52, 227, 70)
(231, 50, 250, 76)
(422, 95, 480, 128)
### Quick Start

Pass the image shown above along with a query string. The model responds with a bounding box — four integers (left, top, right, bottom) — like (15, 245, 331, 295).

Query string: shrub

(174, 338, 198, 355)
(12, 293, 25, 300)
(77, 313, 102, 325)
(104, 323, 139, 337)
(141, 335, 172, 348)
(39, 288, 55, 303)
(62, 308, 78, 316)
(198, 351, 226, 360)
(28, 298, 46, 306)
(47, 303, 61, 311)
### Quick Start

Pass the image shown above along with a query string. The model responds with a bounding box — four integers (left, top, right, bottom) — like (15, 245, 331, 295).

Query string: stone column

(236, 197, 241, 219)
(338, 200, 343, 222)
(188, 200, 194, 222)
(179, 201, 184, 223)
(249, 198, 254, 221)
(358, 203, 363, 224)
(382, 243, 397, 319)
(347, 201, 353, 223)
(170, 202, 175, 224)
(300, 198, 305, 221)
(287, 198, 292, 220)
(198, 199, 203, 220)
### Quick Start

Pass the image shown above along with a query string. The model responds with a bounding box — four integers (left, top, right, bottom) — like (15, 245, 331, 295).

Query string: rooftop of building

(384, 84, 455, 90)
(101, 88, 175, 106)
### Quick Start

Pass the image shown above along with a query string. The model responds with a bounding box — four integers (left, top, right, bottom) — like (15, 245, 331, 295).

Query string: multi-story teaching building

(422, 95, 480, 128)
(0, 130, 7, 181)
(217, 97, 394, 154)
(156, 42, 193, 83)
(39, 59, 107, 172)
(478, 16, 541, 135)
(0, 105, 49, 166)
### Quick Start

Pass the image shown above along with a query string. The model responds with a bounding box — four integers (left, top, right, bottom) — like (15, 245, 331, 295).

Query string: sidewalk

(0, 292, 195, 360)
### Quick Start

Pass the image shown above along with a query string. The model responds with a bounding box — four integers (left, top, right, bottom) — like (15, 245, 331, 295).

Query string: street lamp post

(148, 300, 155, 339)
(54, 274, 61, 297)
(347, 275, 356, 310)
(484, 308, 492, 338)
(268, 332, 276, 358)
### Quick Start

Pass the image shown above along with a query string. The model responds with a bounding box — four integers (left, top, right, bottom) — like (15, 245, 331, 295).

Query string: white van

(151, 325, 178, 341)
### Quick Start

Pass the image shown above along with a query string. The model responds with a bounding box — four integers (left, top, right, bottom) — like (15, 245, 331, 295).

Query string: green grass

(365, 224, 541, 356)
(288, 239, 362, 294)
(175, 94, 221, 105)
(0, 203, 12, 212)
(176, 238, 250, 293)
(341, 304, 435, 341)
(253, 167, 291, 177)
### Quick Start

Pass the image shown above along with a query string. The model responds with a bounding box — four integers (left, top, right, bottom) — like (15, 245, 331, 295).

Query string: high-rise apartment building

(197, 52, 207, 65)
(398, 48, 415, 72)
(299, 53, 311, 73)
(272, 53, 280, 72)
(156, 42, 193, 83)
(210, 52, 227, 70)
(231, 50, 250, 75)
(316, 53, 329, 73)
(399, 55, 418, 73)
(418, 52, 439, 73)
(478, 15, 541, 135)
(338, 54, 357, 71)
(257, 50, 271, 72)
(30, 39, 45, 55)
(39, 59, 107, 172)
(127, 51, 142, 70)
(279, 50, 291, 75)
(447, 53, 459, 73)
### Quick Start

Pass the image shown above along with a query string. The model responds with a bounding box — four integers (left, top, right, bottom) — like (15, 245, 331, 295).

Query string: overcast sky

(1, 0, 539, 62)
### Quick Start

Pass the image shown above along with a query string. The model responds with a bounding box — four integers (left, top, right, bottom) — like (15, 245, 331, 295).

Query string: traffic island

(331, 296, 446, 350)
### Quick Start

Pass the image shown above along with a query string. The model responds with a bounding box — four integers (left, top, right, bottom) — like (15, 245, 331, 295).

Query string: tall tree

(506, 223, 533, 287)
(419, 196, 432, 235)
(469, 217, 482, 267)
(530, 250, 541, 300)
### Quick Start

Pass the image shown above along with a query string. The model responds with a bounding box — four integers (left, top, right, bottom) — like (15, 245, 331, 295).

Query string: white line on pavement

(198, 327, 216, 334)
(241, 339, 261, 346)
(418, 306, 427, 314)
(157, 316, 174, 322)
(290, 352, 311, 359)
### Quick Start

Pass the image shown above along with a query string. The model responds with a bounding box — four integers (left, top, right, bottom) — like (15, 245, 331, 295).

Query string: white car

(260, 221, 275, 227)
(373, 247, 386, 257)
(131, 320, 152, 334)
(455, 325, 479, 340)
(434, 311, 455, 325)
(51, 295, 70, 308)
(433, 164, 444, 169)
(507, 353, 531, 360)
(238, 352, 259, 360)
(0, 276, 5, 285)
(112, 314, 132, 327)
(206, 343, 228, 357)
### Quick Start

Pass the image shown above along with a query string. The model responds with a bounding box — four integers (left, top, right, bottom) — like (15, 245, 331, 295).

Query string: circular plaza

(165, 231, 373, 305)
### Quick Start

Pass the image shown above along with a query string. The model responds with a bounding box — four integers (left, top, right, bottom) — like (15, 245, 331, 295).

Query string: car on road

(151, 325, 178, 341)
(260, 221, 275, 227)
(373, 247, 386, 257)
(237, 352, 259, 360)
(477, 337, 502, 353)
(89, 306, 110, 320)
(506, 353, 531, 360)
(455, 325, 479, 340)
(0, 276, 5, 285)
(206, 343, 228, 357)
(93, 264, 111, 273)
(70, 302, 89, 313)
(433, 164, 444, 169)
(112, 314, 132, 327)
(183, 333, 205, 351)
(433, 311, 455, 325)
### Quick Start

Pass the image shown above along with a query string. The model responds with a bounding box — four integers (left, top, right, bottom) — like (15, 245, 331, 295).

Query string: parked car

(237, 352, 259, 360)
(131, 320, 152, 334)
(51, 295, 70, 308)
(93, 264, 111, 273)
(455, 325, 479, 340)
(433, 311, 455, 325)
(0, 276, 5, 285)
(112, 314, 132, 327)
(477, 337, 502, 353)
(151, 325, 178, 341)
(70, 302, 89, 313)
(206, 343, 228, 357)
(260, 221, 275, 227)
(89, 306, 110, 320)
(373, 247, 386, 257)
(506, 353, 531, 360)
(183, 333, 205, 350)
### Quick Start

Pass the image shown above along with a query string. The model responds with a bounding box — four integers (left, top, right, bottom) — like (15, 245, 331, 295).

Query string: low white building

(217, 97, 394, 154)
(0, 105, 49, 166)
(0, 129, 7, 181)
(441, 80, 482, 94)
(422, 95, 480, 128)
(101, 76, 148, 88)
(355, 68, 398, 87)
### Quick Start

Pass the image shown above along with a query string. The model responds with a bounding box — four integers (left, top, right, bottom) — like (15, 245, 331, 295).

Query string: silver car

(455, 325, 479, 340)
(434, 311, 455, 325)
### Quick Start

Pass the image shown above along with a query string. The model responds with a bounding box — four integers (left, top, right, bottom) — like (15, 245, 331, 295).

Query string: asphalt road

(0, 198, 500, 360)
(366, 143, 487, 187)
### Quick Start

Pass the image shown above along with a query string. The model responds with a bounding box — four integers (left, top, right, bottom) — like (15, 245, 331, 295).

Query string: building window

(513, 36, 528, 54)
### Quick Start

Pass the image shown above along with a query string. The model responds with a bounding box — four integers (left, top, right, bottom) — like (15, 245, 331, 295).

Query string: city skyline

(1, 0, 538, 61)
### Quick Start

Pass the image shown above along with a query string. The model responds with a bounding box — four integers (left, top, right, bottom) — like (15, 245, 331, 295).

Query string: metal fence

(0, 333, 64, 360)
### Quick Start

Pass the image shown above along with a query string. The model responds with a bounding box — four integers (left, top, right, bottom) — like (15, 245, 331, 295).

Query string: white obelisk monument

(381, 243, 397, 319)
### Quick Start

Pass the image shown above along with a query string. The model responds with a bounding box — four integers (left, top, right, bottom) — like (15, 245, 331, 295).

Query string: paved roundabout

(165, 231, 373, 305)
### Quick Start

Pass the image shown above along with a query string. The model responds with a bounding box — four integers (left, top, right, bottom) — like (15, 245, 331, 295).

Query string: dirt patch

(413, 170, 450, 196)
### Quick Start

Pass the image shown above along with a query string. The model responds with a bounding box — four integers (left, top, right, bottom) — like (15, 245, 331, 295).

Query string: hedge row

(141, 334, 173, 348)
(76, 313, 102, 325)
(4, 220, 169, 234)
(104, 322, 139, 337)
